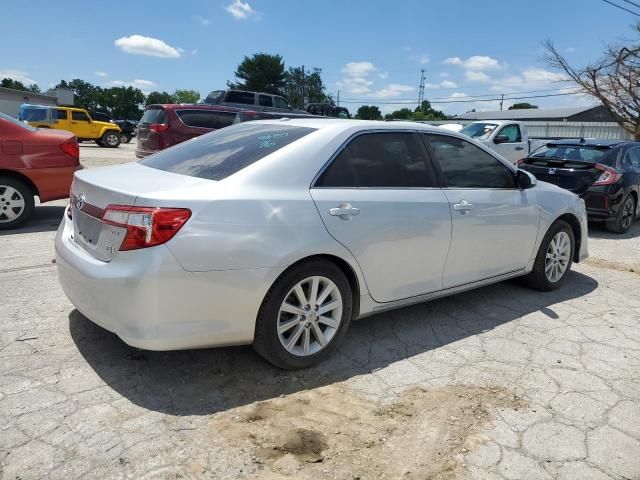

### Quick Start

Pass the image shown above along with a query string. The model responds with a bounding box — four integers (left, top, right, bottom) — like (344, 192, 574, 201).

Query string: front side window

(72, 111, 90, 122)
(259, 95, 273, 107)
(141, 123, 316, 181)
(273, 96, 290, 109)
(226, 91, 255, 105)
(497, 124, 521, 142)
(424, 134, 516, 189)
(316, 132, 434, 188)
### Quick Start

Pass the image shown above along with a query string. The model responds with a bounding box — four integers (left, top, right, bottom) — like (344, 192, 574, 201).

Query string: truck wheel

(0, 177, 34, 230)
(101, 131, 121, 148)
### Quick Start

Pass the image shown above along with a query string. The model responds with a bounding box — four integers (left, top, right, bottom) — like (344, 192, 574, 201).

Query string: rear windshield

(530, 145, 613, 165)
(0, 112, 38, 131)
(140, 108, 168, 125)
(140, 123, 316, 181)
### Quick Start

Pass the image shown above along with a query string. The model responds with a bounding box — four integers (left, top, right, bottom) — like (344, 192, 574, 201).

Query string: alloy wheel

(106, 134, 119, 146)
(0, 185, 26, 223)
(545, 231, 571, 283)
(277, 276, 343, 356)
(621, 197, 635, 230)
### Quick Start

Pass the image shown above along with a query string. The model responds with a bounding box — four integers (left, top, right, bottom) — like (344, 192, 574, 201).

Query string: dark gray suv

(203, 89, 308, 114)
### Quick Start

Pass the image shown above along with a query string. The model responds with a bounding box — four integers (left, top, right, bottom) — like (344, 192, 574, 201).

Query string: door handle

(453, 200, 474, 214)
(329, 203, 360, 220)
(515, 146, 524, 151)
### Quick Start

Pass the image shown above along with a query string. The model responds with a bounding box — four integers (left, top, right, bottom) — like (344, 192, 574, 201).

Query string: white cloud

(444, 55, 502, 70)
(114, 34, 181, 58)
(225, 0, 257, 19)
(337, 76, 373, 94)
(0, 69, 36, 85)
(378, 71, 389, 79)
(373, 83, 414, 98)
(108, 79, 157, 93)
(440, 72, 449, 77)
(342, 61, 376, 77)
(132, 79, 156, 88)
(425, 80, 458, 89)
(196, 15, 211, 25)
(409, 54, 429, 65)
(488, 68, 567, 91)
(94, 71, 107, 77)
(465, 71, 491, 82)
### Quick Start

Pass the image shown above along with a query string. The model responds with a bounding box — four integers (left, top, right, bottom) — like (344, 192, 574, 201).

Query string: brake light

(149, 123, 169, 132)
(593, 164, 622, 186)
(59, 139, 79, 159)
(101, 205, 191, 251)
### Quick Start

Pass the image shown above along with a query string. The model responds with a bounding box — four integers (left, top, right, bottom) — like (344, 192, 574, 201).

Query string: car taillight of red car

(101, 205, 191, 250)
(59, 139, 79, 159)
(149, 123, 169, 132)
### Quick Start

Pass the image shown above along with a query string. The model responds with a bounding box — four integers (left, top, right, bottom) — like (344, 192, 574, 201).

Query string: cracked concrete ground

(1, 142, 640, 479)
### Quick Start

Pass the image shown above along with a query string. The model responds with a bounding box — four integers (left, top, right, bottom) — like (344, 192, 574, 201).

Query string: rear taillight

(593, 164, 622, 186)
(149, 123, 169, 132)
(60, 139, 79, 159)
(101, 205, 191, 251)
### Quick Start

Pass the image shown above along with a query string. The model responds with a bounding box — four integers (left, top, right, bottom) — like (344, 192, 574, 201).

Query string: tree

(384, 108, 413, 120)
(544, 25, 640, 139)
(99, 87, 145, 119)
(415, 100, 447, 120)
(228, 53, 286, 94)
(55, 79, 100, 109)
(356, 105, 382, 120)
(283, 66, 330, 109)
(509, 102, 538, 110)
(1, 78, 40, 93)
(145, 91, 175, 106)
(173, 89, 200, 104)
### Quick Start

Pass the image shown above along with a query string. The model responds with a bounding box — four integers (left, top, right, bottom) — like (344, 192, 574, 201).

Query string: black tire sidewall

(254, 260, 353, 369)
(0, 177, 35, 229)
(614, 195, 635, 233)
(525, 220, 574, 291)
(102, 132, 120, 148)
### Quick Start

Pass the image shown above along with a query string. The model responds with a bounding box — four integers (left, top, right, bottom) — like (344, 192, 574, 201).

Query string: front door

(70, 110, 94, 139)
(310, 131, 452, 303)
(492, 123, 526, 164)
(423, 133, 539, 288)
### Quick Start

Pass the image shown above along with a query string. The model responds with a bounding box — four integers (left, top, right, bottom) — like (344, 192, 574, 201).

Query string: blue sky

(0, 0, 637, 115)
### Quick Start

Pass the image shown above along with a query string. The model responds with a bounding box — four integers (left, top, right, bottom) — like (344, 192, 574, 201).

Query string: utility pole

(418, 69, 426, 109)
(500, 93, 504, 111)
(301, 65, 305, 109)
(337, 90, 340, 106)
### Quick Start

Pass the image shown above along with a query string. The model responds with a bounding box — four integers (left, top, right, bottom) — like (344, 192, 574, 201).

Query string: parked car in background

(90, 112, 137, 144)
(56, 119, 587, 368)
(20, 104, 122, 148)
(306, 103, 350, 118)
(0, 112, 80, 229)
(202, 89, 308, 114)
(519, 139, 640, 233)
(459, 120, 530, 164)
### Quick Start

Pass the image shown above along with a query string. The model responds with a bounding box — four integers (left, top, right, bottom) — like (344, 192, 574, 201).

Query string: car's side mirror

(517, 169, 536, 189)
(494, 135, 509, 144)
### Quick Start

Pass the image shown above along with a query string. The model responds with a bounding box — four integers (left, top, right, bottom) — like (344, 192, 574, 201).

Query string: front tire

(100, 131, 121, 148)
(120, 133, 131, 144)
(523, 220, 574, 291)
(606, 194, 636, 234)
(0, 177, 34, 230)
(253, 259, 353, 369)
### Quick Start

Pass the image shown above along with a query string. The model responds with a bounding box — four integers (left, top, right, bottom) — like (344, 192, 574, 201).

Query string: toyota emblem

(74, 193, 85, 211)
(548, 168, 557, 175)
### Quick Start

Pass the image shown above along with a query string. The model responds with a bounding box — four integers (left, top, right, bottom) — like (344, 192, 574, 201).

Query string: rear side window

(54, 109, 68, 120)
(316, 132, 434, 188)
(140, 108, 168, 125)
(140, 124, 316, 181)
(71, 111, 90, 122)
(226, 91, 255, 105)
(176, 110, 236, 129)
(424, 134, 516, 189)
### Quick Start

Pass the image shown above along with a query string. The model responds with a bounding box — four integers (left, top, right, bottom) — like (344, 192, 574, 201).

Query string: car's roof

(546, 138, 638, 148)
(147, 103, 249, 112)
(245, 118, 445, 133)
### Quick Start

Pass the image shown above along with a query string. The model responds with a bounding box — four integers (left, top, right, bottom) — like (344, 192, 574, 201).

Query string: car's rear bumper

(55, 214, 283, 350)
(134, 147, 157, 159)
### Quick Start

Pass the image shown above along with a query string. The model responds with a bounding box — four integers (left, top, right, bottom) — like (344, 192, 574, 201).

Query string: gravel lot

(1, 141, 640, 479)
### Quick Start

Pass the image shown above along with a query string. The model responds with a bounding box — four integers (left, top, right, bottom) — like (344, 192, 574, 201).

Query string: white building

(0, 87, 74, 118)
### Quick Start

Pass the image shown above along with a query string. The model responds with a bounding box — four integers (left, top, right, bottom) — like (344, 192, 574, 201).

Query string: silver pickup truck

(203, 89, 309, 115)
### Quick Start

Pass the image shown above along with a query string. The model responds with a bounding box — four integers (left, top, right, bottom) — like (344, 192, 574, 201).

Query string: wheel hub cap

(544, 231, 571, 283)
(0, 185, 25, 223)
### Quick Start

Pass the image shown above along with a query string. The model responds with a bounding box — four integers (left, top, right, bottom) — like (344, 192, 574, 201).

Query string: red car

(0, 112, 80, 229)
(135, 104, 246, 158)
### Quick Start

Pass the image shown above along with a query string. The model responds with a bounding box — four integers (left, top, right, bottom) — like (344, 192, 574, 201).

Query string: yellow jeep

(20, 104, 122, 148)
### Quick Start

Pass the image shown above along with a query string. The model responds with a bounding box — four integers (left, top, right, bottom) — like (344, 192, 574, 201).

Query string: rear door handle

(453, 200, 473, 214)
(329, 203, 360, 220)
(515, 146, 524, 151)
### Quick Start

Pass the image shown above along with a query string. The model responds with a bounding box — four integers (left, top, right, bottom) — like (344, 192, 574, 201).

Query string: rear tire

(0, 177, 34, 230)
(120, 133, 131, 144)
(523, 220, 574, 291)
(606, 194, 636, 234)
(253, 259, 353, 369)
(100, 131, 121, 148)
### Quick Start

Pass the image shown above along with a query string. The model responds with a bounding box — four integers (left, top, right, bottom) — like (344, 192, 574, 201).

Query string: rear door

(310, 131, 452, 303)
(491, 124, 526, 164)
(423, 133, 539, 288)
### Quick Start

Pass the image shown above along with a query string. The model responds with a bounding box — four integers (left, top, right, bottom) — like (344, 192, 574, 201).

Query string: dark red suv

(135, 104, 246, 158)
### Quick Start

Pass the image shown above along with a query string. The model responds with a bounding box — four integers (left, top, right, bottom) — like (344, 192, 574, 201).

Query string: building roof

(0, 86, 57, 101)
(454, 105, 602, 120)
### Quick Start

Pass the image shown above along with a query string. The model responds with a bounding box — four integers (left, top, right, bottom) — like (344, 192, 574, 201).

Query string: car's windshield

(203, 90, 226, 104)
(19, 106, 50, 122)
(0, 112, 38, 131)
(531, 145, 612, 164)
(140, 123, 316, 181)
(460, 123, 498, 140)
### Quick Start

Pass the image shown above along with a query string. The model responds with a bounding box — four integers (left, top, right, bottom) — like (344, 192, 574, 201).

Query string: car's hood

(93, 120, 121, 130)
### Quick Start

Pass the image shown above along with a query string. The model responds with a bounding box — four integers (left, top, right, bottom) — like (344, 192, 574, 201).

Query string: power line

(339, 91, 582, 105)
(601, 0, 640, 16)
(621, 0, 640, 10)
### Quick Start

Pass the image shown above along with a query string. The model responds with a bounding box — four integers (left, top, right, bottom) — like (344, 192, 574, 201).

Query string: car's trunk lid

(521, 158, 603, 195)
(70, 162, 211, 261)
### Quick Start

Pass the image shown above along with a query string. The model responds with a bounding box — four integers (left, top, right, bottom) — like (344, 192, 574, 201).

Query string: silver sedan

(55, 119, 588, 369)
